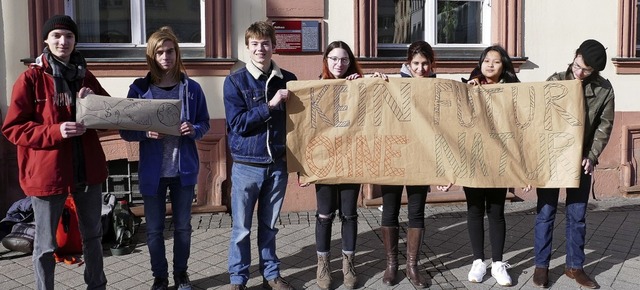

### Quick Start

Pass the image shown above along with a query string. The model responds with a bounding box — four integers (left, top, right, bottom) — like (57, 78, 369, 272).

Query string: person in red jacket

(1, 15, 110, 290)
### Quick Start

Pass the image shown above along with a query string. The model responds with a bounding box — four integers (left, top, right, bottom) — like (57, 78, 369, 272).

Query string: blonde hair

(146, 26, 184, 84)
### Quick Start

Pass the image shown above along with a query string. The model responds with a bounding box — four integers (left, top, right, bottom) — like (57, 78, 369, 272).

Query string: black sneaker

(174, 271, 192, 290)
(150, 277, 169, 290)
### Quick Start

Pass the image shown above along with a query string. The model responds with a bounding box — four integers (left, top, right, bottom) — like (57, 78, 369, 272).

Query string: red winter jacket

(1, 55, 109, 196)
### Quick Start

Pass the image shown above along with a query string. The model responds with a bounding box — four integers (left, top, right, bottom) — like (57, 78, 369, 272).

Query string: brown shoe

(263, 276, 294, 290)
(532, 267, 549, 288)
(564, 268, 598, 289)
(228, 284, 247, 290)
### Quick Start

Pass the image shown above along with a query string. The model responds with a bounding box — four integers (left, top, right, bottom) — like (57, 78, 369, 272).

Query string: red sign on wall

(273, 21, 321, 53)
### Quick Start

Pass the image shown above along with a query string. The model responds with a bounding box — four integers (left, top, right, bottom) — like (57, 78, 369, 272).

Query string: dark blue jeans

(143, 177, 195, 278)
(534, 173, 591, 269)
(315, 184, 360, 253)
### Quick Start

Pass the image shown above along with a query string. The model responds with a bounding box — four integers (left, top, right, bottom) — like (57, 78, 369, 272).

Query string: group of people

(2, 15, 210, 290)
(223, 21, 614, 290)
(0, 15, 613, 290)
(439, 39, 613, 290)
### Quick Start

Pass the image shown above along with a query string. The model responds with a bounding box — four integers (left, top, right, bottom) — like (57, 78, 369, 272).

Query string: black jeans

(463, 187, 508, 261)
(315, 183, 360, 253)
(380, 185, 429, 228)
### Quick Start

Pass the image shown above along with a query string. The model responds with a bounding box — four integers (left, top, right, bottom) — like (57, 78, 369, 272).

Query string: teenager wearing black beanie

(41, 14, 79, 40)
(530, 39, 615, 289)
(2, 14, 110, 290)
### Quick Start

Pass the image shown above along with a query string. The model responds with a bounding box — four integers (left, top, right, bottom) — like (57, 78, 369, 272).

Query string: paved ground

(1, 197, 640, 289)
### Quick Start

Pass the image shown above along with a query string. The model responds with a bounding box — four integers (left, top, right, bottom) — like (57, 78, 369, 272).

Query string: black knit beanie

(578, 39, 607, 71)
(42, 15, 78, 40)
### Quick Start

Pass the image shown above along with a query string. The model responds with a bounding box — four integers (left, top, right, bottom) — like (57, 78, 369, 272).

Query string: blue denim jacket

(119, 73, 210, 195)
(223, 61, 297, 164)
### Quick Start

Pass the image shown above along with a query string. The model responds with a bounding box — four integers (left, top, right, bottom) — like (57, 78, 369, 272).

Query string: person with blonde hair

(120, 26, 210, 290)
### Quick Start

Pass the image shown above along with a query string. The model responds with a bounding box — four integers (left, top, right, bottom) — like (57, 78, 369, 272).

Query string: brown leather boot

(381, 226, 399, 286)
(406, 228, 427, 288)
(532, 267, 549, 288)
(565, 268, 598, 289)
(316, 253, 331, 290)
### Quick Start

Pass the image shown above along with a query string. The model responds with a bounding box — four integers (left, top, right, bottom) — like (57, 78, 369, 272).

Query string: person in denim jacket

(119, 27, 210, 290)
(223, 21, 297, 290)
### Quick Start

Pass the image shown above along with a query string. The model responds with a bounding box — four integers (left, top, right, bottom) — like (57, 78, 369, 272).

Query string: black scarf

(43, 47, 88, 184)
(43, 47, 87, 108)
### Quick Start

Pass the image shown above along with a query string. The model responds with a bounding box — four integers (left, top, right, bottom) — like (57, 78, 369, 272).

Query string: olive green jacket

(547, 71, 615, 165)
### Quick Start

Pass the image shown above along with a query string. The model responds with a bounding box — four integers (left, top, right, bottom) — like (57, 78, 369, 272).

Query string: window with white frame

(377, 0, 491, 57)
(65, 0, 205, 58)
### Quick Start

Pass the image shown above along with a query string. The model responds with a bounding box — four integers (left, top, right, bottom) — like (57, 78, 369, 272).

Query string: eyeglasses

(327, 56, 350, 65)
(572, 61, 594, 76)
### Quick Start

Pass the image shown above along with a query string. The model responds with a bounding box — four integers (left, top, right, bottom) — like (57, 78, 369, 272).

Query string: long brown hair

(320, 41, 363, 79)
(146, 26, 184, 84)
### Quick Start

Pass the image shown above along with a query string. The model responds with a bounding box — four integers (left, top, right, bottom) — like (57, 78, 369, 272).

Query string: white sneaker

(468, 259, 486, 282)
(491, 261, 512, 286)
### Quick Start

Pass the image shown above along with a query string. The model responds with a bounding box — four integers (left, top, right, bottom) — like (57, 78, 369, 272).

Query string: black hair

(469, 45, 520, 83)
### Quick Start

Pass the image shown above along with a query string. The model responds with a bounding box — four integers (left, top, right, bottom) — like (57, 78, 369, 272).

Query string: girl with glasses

(303, 40, 387, 290)
(306, 41, 363, 290)
(530, 39, 614, 289)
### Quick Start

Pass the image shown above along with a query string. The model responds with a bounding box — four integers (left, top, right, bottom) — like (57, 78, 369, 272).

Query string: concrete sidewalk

(1, 197, 639, 289)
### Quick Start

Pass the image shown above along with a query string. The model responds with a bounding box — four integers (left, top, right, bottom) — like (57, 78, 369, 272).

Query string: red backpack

(55, 195, 83, 257)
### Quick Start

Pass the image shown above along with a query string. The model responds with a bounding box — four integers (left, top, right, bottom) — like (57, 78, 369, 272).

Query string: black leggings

(463, 187, 507, 261)
(380, 185, 429, 228)
(315, 183, 360, 253)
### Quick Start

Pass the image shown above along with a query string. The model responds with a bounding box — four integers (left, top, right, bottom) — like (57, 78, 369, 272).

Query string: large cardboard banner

(76, 94, 182, 136)
(286, 78, 585, 188)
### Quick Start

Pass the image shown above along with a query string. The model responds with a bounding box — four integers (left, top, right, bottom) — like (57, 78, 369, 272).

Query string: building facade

(1, 0, 639, 215)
